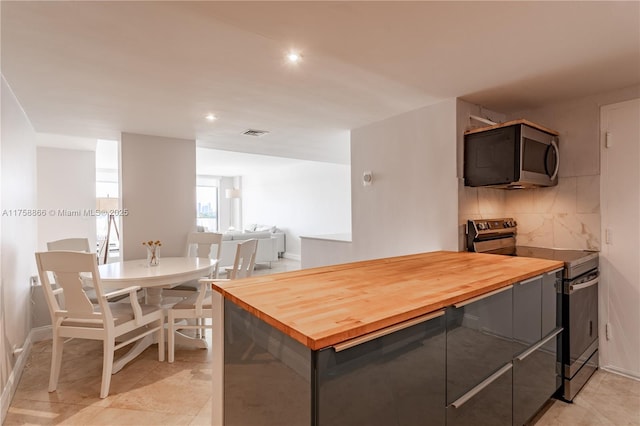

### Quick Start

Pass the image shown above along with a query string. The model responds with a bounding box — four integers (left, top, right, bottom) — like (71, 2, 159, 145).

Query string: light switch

(362, 171, 373, 186)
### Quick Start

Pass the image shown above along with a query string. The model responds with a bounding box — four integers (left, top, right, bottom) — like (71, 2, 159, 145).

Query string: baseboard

(283, 252, 301, 261)
(600, 365, 640, 381)
(30, 325, 52, 342)
(0, 330, 35, 424)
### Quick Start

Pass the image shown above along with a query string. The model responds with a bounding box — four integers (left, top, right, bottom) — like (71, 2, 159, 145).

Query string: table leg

(173, 329, 208, 348)
(112, 287, 163, 373)
(146, 287, 163, 306)
(112, 334, 154, 373)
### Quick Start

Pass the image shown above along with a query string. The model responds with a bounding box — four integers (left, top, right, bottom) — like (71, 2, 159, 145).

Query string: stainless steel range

(467, 218, 599, 402)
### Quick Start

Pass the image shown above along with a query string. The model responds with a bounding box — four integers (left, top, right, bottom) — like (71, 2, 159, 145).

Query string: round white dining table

(99, 256, 216, 305)
(98, 257, 216, 371)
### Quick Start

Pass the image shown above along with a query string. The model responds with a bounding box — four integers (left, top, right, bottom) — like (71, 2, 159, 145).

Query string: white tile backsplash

(553, 213, 601, 250)
(532, 177, 577, 214)
(504, 187, 535, 213)
(462, 177, 601, 250)
(512, 213, 555, 247)
(476, 187, 505, 216)
(576, 175, 600, 213)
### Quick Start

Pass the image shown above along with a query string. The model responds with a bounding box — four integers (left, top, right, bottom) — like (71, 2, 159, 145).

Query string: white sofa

(219, 230, 282, 268)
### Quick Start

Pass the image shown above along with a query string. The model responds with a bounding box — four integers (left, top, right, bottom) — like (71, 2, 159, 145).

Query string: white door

(600, 98, 640, 378)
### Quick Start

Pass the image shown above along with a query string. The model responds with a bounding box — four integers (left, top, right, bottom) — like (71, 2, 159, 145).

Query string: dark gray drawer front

(446, 287, 513, 404)
(446, 365, 512, 426)
(316, 314, 446, 426)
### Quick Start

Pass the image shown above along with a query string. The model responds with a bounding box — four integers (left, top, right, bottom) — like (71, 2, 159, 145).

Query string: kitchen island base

(209, 251, 565, 425)
(220, 299, 446, 426)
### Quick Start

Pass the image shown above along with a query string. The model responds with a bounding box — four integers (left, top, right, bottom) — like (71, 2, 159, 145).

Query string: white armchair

(167, 238, 258, 362)
(35, 250, 165, 398)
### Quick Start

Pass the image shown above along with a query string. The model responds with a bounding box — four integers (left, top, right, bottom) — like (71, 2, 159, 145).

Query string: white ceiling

(2, 1, 639, 169)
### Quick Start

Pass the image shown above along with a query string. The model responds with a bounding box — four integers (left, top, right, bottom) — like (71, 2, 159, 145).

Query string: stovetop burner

(515, 246, 597, 263)
(467, 218, 599, 279)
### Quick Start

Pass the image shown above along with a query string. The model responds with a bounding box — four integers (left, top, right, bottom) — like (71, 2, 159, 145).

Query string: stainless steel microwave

(464, 119, 559, 189)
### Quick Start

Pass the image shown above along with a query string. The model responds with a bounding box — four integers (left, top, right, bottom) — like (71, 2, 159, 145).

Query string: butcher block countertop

(211, 251, 563, 351)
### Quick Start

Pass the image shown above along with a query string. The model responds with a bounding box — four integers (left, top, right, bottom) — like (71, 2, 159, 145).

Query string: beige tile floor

(531, 369, 640, 426)
(5, 259, 640, 425)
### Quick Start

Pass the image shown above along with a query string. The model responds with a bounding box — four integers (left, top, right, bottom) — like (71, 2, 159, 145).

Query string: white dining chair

(162, 232, 224, 300)
(46, 237, 133, 303)
(167, 238, 258, 362)
(46, 237, 92, 253)
(35, 250, 165, 398)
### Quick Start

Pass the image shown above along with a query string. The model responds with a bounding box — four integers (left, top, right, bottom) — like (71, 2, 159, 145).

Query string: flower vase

(147, 246, 160, 266)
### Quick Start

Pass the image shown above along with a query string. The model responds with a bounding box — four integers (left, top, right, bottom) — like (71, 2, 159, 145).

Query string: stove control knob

(477, 223, 486, 230)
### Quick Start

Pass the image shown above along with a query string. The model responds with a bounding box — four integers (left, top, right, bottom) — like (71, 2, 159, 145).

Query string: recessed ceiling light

(286, 51, 302, 63)
(205, 113, 217, 122)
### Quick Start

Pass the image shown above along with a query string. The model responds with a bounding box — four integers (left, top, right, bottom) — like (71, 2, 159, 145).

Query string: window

(197, 176, 219, 232)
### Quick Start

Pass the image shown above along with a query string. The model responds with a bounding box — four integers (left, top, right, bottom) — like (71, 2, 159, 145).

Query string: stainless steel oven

(467, 218, 599, 401)
(562, 268, 599, 400)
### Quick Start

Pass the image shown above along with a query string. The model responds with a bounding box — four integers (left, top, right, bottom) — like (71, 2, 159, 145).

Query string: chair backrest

(186, 232, 223, 278)
(35, 251, 112, 327)
(229, 239, 258, 280)
(47, 238, 91, 252)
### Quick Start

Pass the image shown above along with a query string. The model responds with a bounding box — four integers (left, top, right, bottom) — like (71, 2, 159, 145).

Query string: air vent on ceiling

(242, 129, 269, 137)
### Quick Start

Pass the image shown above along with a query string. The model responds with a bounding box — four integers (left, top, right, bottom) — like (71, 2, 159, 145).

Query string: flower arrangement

(143, 240, 162, 266)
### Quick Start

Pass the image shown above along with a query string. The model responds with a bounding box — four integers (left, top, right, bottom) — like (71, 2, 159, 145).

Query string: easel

(100, 213, 120, 264)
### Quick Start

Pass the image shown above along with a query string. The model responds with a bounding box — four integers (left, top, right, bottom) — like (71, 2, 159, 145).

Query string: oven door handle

(569, 277, 598, 293)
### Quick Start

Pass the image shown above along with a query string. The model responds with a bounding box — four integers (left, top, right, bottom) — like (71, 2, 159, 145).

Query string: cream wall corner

(120, 133, 196, 260)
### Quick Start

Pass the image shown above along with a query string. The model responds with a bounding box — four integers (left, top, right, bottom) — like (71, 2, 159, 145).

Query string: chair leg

(168, 311, 175, 363)
(157, 318, 165, 362)
(100, 339, 115, 398)
(198, 317, 205, 338)
(48, 335, 64, 392)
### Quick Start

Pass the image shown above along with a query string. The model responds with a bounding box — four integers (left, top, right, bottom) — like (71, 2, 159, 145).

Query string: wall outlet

(30, 275, 39, 286)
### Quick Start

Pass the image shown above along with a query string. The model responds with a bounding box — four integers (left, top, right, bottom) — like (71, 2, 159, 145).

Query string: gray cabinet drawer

(446, 364, 512, 426)
(446, 286, 513, 404)
(316, 312, 446, 426)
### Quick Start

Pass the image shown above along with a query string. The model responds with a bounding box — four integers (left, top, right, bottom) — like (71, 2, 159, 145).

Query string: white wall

(0, 76, 38, 421)
(350, 98, 459, 261)
(36, 147, 97, 251)
(242, 161, 351, 258)
(120, 133, 196, 260)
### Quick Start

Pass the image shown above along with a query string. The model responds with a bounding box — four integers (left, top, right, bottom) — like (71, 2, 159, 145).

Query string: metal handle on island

(332, 310, 445, 352)
(453, 285, 513, 308)
(450, 363, 513, 409)
(515, 327, 563, 362)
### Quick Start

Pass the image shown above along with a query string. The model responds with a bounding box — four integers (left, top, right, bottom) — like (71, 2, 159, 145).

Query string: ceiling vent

(242, 129, 269, 137)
